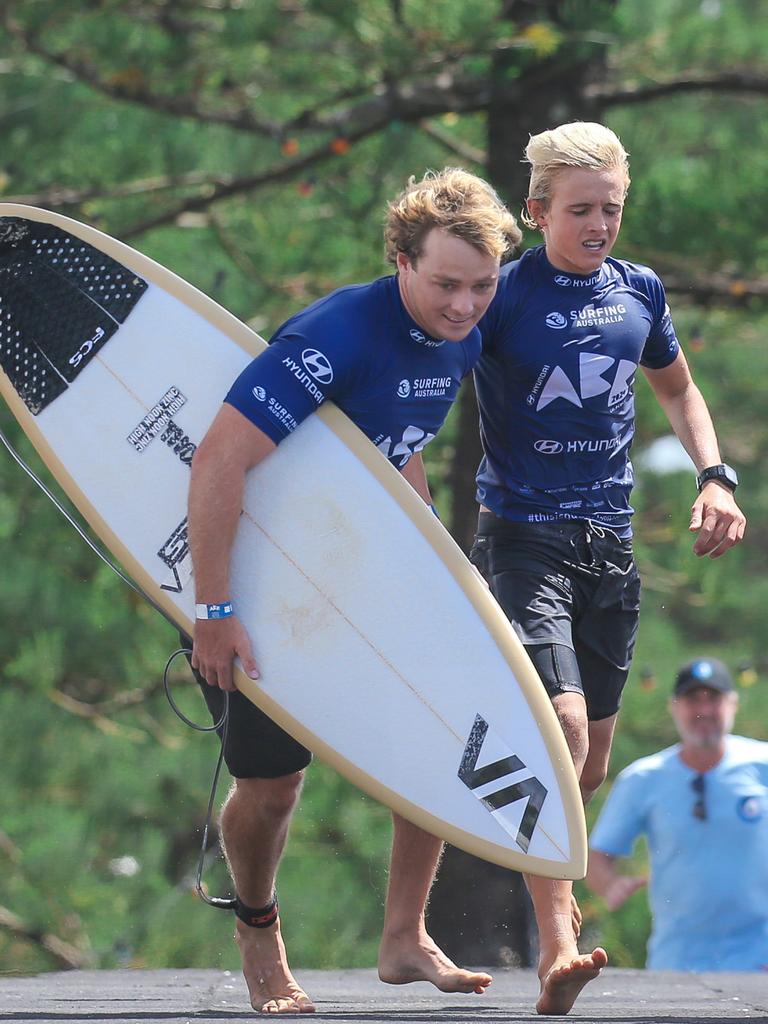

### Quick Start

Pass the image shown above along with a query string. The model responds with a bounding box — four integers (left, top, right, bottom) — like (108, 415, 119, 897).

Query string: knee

(233, 771, 305, 819)
(580, 763, 608, 802)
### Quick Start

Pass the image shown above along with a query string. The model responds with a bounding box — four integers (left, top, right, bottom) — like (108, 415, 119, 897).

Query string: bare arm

(400, 452, 433, 505)
(586, 849, 647, 911)
(642, 351, 746, 558)
(188, 404, 276, 690)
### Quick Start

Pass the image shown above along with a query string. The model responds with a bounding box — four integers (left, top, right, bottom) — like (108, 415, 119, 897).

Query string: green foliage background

(2, 0, 768, 975)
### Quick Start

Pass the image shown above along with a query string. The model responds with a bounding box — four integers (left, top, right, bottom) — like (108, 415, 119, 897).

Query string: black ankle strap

(234, 893, 279, 928)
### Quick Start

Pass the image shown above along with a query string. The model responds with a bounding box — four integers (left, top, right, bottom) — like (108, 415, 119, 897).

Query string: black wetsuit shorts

(469, 512, 641, 721)
(180, 635, 312, 779)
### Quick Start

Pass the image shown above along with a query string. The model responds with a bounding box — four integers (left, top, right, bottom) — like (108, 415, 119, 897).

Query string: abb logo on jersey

(376, 425, 435, 467)
(530, 353, 636, 412)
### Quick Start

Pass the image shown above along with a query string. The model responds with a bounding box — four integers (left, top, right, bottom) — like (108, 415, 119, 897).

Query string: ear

(527, 198, 547, 227)
(396, 250, 412, 274)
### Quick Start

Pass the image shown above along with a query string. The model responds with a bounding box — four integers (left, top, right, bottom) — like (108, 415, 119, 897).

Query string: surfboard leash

(161, 654, 278, 927)
(0, 422, 242, 918)
(161, 648, 237, 912)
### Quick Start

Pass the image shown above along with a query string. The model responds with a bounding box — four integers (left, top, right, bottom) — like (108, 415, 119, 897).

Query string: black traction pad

(0, 217, 148, 414)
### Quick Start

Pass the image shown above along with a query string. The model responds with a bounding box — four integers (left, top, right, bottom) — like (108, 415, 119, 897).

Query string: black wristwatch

(696, 463, 738, 493)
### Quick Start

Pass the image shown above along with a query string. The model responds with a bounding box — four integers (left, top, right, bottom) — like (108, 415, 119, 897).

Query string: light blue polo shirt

(590, 734, 768, 970)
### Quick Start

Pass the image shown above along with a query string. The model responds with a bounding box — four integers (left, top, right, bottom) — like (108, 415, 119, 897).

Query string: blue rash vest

(475, 246, 680, 536)
(591, 735, 768, 971)
(225, 275, 480, 468)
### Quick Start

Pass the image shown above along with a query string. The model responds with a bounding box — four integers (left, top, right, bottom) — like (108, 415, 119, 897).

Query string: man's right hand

(603, 874, 646, 911)
(191, 615, 260, 691)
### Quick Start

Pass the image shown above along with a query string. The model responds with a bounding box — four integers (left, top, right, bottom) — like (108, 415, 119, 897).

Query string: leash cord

(1, 422, 233, 910)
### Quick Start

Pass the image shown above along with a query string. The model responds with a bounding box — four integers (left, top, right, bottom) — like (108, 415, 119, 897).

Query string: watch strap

(696, 464, 738, 493)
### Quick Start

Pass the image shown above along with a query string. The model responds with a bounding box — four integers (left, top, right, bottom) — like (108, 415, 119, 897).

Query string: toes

(261, 996, 315, 1014)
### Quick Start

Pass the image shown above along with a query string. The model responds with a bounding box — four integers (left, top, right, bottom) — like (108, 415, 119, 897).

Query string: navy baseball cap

(673, 657, 735, 697)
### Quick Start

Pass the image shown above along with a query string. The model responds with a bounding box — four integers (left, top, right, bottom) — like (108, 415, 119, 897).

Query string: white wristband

(195, 601, 234, 620)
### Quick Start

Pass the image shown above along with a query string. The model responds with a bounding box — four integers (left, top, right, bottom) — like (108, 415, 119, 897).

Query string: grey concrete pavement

(0, 968, 766, 1023)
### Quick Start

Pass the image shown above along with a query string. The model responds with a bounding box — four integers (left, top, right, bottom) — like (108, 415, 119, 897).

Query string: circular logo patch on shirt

(737, 795, 764, 823)
(301, 348, 334, 384)
(410, 328, 425, 343)
(397, 379, 411, 398)
(545, 311, 568, 329)
(534, 439, 564, 454)
(252, 386, 267, 401)
(554, 275, 572, 287)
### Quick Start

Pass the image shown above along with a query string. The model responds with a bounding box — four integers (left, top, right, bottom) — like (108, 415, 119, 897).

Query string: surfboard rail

(0, 203, 587, 879)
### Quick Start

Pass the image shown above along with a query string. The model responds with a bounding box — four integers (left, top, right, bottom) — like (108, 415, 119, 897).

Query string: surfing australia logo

(251, 385, 298, 433)
(543, 303, 626, 330)
(396, 376, 455, 399)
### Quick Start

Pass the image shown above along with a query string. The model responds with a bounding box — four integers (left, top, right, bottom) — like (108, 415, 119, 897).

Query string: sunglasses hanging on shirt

(691, 774, 707, 821)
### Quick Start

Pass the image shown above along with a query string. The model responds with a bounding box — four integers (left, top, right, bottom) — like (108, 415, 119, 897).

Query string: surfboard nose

(0, 213, 147, 415)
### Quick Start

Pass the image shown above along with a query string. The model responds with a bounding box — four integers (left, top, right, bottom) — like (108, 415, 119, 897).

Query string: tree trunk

(437, 1, 612, 967)
(426, 848, 536, 967)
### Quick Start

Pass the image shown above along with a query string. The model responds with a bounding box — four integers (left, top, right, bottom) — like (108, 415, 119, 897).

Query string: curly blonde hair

(384, 167, 521, 265)
(522, 122, 631, 230)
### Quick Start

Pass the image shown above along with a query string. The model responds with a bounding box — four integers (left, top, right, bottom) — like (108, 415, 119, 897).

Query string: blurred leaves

(2, 0, 768, 974)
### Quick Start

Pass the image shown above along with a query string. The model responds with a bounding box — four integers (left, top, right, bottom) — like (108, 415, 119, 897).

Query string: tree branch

(664, 274, 768, 302)
(1, 6, 501, 140)
(418, 118, 486, 166)
(0, 829, 22, 864)
(118, 128, 400, 238)
(593, 69, 768, 107)
(47, 684, 167, 744)
(0, 904, 92, 970)
(2, 171, 237, 209)
(1, 10, 284, 139)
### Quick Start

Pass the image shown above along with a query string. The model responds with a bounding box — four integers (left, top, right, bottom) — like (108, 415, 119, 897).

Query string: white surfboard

(0, 204, 586, 878)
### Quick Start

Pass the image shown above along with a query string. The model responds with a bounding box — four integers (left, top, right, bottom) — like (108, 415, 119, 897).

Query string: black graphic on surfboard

(0, 218, 147, 414)
(157, 517, 191, 594)
(459, 713, 548, 852)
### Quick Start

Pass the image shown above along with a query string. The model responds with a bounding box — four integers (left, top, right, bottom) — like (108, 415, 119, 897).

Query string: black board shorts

(180, 635, 312, 779)
(470, 512, 641, 721)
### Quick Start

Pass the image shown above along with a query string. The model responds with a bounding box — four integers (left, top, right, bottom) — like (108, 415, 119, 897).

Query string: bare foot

(536, 947, 607, 1015)
(378, 930, 492, 995)
(236, 919, 316, 1014)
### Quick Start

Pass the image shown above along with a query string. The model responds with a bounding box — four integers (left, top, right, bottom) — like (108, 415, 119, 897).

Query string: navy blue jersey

(476, 246, 680, 536)
(225, 275, 480, 469)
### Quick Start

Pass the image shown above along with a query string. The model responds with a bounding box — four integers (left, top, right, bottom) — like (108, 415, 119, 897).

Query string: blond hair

(384, 167, 521, 265)
(522, 122, 631, 229)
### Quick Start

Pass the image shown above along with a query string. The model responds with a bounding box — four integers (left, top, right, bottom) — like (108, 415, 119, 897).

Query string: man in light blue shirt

(587, 658, 768, 970)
